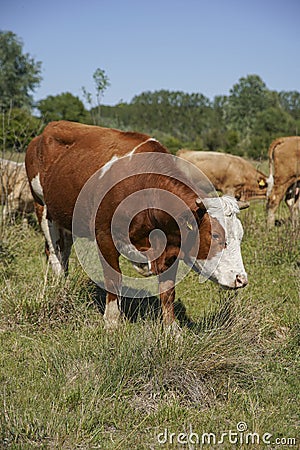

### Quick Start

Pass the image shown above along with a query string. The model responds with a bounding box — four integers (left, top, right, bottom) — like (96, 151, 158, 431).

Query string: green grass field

(0, 202, 299, 449)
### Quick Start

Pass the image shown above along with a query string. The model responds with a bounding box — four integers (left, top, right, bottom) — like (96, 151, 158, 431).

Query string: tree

(278, 91, 300, 121)
(37, 92, 87, 123)
(93, 68, 110, 107)
(248, 107, 296, 159)
(129, 90, 212, 143)
(82, 68, 110, 124)
(225, 75, 271, 134)
(0, 108, 42, 152)
(0, 31, 42, 111)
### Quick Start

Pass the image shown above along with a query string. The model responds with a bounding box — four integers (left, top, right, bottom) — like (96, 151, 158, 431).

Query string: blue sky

(2, 0, 300, 106)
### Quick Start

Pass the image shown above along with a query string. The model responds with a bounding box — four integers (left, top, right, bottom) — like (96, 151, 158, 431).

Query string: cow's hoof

(103, 312, 124, 332)
(165, 321, 182, 341)
(104, 318, 122, 332)
(103, 299, 123, 332)
(48, 258, 64, 276)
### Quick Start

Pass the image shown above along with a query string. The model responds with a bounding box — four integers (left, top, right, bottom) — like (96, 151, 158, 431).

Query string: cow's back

(27, 121, 149, 178)
(177, 150, 250, 186)
(269, 137, 300, 184)
(177, 149, 268, 200)
(26, 121, 153, 229)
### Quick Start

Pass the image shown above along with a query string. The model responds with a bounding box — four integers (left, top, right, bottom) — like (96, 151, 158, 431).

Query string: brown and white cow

(25, 121, 248, 330)
(177, 149, 268, 201)
(0, 158, 34, 217)
(266, 136, 300, 227)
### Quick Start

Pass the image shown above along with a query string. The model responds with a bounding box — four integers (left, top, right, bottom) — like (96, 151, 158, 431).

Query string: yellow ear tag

(186, 222, 193, 231)
(259, 179, 266, 187)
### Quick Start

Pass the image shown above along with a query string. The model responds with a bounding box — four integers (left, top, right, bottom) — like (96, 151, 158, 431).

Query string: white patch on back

(31, 173, 44, 202)
(98, 155, 119, 179)
(129, 137, 158, 155)
(127, 149, 136, 159)
(98, 137, 158, 178)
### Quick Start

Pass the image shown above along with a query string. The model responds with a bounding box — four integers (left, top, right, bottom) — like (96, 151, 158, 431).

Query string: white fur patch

(130, 137, 158, 154)
(266, 174, 274, 197)
(40, 206, 64, 275)
(98, 155, 119, 179)
(203, 195, 239, 229)
(30, 173, 44, 201)
(98, 138, 158, 178)
(196, 195, 247, 288)
(103, 298, 121, 330)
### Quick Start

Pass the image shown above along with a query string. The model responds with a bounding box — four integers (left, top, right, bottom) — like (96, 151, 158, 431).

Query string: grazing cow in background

(266, 137, 300, 227)
(0, 158, 34, 217)
(26, 121, 248, 330)
(177, 149, 268, 201)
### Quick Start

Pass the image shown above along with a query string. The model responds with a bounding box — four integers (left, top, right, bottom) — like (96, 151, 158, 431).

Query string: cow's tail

(266, 174, 274, 198)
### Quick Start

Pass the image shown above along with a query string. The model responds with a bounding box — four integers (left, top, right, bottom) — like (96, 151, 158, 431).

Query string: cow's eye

(212, 233, 220, 240)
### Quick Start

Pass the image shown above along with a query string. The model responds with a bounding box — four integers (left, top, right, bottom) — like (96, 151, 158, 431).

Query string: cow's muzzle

(235, 274, 248, 289)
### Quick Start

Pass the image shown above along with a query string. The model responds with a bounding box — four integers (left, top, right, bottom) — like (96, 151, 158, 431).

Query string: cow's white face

(194, 196, 248, 289)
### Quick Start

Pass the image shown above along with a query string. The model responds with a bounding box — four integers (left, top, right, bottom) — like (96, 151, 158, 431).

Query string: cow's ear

(258, 178, 267, 188)
(178, 210, 196, 231)
(195, 198, 207, 220)
(195, 198, 206, 209)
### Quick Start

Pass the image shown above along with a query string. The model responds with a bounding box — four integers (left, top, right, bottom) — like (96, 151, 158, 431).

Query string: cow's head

(188, 195, 249, 289)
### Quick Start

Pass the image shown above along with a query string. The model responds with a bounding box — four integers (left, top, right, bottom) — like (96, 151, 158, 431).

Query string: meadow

(0, 201, 299, 449)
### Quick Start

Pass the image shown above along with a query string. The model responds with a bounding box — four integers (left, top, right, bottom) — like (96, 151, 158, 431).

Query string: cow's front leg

(159, 278, 176, 325)
(157, 254, 180, 330)
(98, 235, 123, 331)
(102, 263, 122, 331)
(159, 277, 182, 337)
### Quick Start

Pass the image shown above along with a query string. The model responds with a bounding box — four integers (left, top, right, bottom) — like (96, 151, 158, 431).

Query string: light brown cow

(177, 150, 268, 201)
(0, 158, 34, 217)
(266, 137, 300, 227)
(25, 121, 249, 331)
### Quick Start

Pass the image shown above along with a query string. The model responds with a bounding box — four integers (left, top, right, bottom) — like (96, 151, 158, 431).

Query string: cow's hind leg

(267, 185, 286, 228)
(288, 184, 300, 227)
(58, 228, 73, 274)
(38, 204, 72, 275)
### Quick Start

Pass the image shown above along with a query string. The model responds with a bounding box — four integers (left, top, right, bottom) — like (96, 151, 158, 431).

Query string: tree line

(1, 30, 300, 159)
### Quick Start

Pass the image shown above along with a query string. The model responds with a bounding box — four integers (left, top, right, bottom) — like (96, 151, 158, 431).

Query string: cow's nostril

(235, 274, 248, 288)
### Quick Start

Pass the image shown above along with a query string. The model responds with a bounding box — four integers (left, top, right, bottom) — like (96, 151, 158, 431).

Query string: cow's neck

(149, 173, 198, 213)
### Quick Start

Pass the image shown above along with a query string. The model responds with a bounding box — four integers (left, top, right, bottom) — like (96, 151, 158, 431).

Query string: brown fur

(177, 149, 268, 201)
(267, 136, 300, 226)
